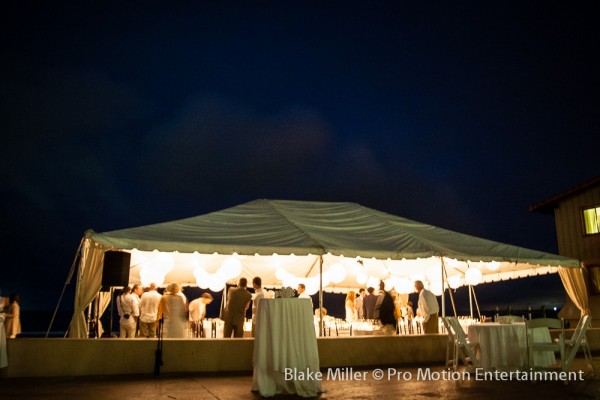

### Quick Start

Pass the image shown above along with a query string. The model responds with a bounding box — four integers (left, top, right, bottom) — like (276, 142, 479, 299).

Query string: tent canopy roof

(90, 199, 578, 267)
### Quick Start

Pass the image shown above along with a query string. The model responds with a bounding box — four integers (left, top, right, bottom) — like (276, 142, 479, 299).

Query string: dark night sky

(1, 2, 599, 316)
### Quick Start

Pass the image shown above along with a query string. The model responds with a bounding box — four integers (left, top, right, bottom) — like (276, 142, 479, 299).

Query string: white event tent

(68, 199, 583, 338)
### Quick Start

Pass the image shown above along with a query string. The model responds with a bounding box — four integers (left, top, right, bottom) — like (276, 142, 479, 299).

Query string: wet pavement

(1, 359, 599, 400)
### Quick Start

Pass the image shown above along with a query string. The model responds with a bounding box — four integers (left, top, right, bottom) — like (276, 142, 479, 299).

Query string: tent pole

(469, 285, 474, 318)
(221, 285, 227, 319)
(46, 236, 84, 338)
(109, 287, 114, 337)
(319, 256, 323, 337)
(441, 258, 457, 317)
(87, 300, 93, 338)
(471, 285, 482, 320)
(440, 258, 445, 318)
(93, 295, 97, 337)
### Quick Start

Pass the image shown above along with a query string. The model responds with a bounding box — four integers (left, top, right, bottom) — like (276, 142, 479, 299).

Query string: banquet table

(252, 298, 321, 397)
(468, 322, 556, 371)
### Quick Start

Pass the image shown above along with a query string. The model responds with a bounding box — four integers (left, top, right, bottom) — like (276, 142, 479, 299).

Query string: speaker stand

(109, 287, 114, 336)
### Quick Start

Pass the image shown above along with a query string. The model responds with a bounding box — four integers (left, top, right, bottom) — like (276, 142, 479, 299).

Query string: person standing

(117, 287, 140, 338)
(223, 278, 252, 338)
(355, 288, 366, 320)
(5, 293, 21, 338)
(363, 287, 377, 320)
(251, 277, 264, 337)
(0, 296, 7, 312)
(414, 280, 439, 333)
(405, 300, 415, 321)
(158, 283, 188, 338)
(132, 284, 143, 299)
(375, 281, 397, 334)
(297, 283, 311, 299)
(188, 293, 213, 337)
(138, 283, 162, 338)
(131, 284, 144, 336)
(345, 291, 357, 322)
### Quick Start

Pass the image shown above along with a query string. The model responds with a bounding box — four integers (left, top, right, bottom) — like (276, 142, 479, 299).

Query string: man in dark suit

(375, 280, 397, 334)
(362, 287, 377, 320)
(223, 277, 252, 338)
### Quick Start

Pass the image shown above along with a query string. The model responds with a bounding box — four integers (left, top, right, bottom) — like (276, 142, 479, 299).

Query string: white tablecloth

(252, 299, 321, 397)
(468, 322, 556, 371)
(0, 314, 7, 368)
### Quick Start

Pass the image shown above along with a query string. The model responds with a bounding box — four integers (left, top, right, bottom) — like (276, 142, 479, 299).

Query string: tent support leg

(441, 258, 445, 318)
(109, 287, 114, 337)
(87, 301, 93, 338)
(441, 258, 457, 317)
(319, 256, 323, 337)
(469, 285, 474, 319)
(46, 236, 84, 338)
(471, 285, 482, 320)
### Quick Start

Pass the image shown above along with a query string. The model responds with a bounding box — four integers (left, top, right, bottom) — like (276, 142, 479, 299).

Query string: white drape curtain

(69, 238, 105, 338)
(558, 265, 590, 316)
(96, 292, 112, 338)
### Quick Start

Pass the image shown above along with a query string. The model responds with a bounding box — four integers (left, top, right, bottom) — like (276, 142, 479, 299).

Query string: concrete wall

(1, 338, 256, 378)
(1, 334, 447, 378)
(318, 335, 447, 367)
(2, 329, 597, 378)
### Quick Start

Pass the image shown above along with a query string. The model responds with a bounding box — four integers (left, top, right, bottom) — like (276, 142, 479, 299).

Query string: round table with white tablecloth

(252, 298, 321, 397)
(468, 322, 556, 371)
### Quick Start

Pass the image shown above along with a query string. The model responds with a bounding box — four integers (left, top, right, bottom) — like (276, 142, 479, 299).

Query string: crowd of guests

(342, 280, 439, 334)
(116, 277, 260, 340)
(0, 275, 440, 340)
(116, 282, 213, 339)
(115, 277, 440, 339)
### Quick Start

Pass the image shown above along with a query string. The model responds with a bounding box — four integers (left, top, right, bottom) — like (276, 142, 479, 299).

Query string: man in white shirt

(297, 283, 311, 299)
(251, 277, 264, 337)
(188, 293, 213, 337)
(117, 286, 140, 338)
(414, 280, 439, 333)
(138, 283, 162, 338)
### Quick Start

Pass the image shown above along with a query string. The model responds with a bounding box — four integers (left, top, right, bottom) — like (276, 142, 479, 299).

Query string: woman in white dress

(158, 283, 188, 338)
(345, 291, 357, 322)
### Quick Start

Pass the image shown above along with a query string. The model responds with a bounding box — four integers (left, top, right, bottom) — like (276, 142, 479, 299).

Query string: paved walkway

(1, 360, 599, 400)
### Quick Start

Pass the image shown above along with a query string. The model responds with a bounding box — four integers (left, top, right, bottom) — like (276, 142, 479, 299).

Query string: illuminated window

(582, 206, 600, 235)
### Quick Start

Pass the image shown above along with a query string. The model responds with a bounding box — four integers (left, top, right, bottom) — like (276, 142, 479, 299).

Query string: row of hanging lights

(135, 249, 497, 294)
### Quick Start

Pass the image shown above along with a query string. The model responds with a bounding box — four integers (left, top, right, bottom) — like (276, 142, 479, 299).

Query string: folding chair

(442, 317, 456, 369)
(318, 319, 331, 337)
(334, 319, 352, 336)
(446, 317, 478, 372)
(400, 317, 414, 335)
(525, 318, 565, 372)
(563, 314, 596, 377)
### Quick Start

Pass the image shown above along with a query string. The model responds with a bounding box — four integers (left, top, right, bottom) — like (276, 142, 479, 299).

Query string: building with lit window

(530, 175, 600, 321)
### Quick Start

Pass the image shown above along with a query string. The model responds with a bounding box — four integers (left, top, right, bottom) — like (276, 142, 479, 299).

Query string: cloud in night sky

(1, 2, 598, 316)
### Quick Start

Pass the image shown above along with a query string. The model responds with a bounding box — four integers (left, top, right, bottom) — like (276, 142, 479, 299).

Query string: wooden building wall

(553, 185, 600, 263)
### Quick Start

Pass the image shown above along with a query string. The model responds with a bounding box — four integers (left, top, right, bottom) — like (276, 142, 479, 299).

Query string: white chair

(563, 314, 596, 377)
(442, 317, 455, 369)
(525, 318, 565, 372)
(445, 317, 478, 372)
